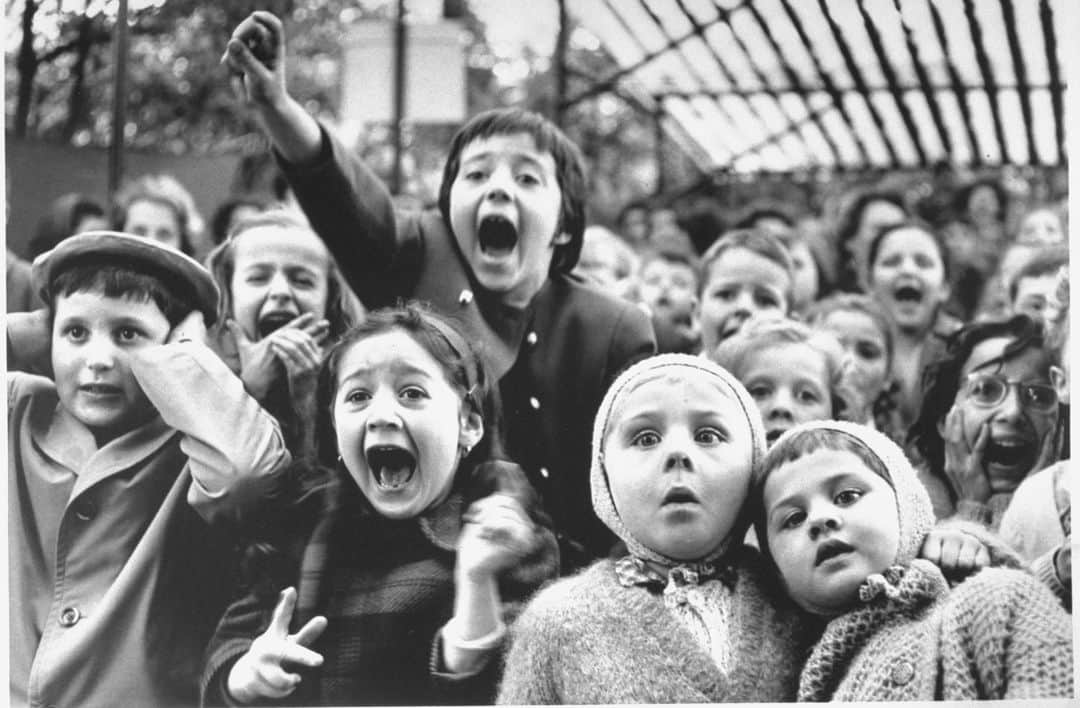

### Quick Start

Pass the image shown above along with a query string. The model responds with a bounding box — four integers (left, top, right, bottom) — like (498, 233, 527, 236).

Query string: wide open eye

(834, 488, 863, 506)
(631, 430, 661, 448)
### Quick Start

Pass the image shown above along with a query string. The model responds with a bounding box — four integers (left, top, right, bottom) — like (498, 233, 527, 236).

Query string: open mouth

(80, 383, 122, 396)
(814, 539, 855, 566)
(765, 428, 787, 445)
(477, 215, 518, 255)
(662, 487, 699, 506)
(893, 285, 924, 304)
(984, 437, 1036, 469)
(365, 445, 417, 490)
(257, 311, 296, 338)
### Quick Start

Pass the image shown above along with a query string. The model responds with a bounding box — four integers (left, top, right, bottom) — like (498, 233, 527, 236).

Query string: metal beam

(777, 0, 870, 167)
(856, 0, 927, 165)
(891, 0, 952, 159)
(998, 0, 1037, 164)
(1039, 0, 1065, 163)
(741, 0, 842, 166)
(816, 0, 900, 167)
(963, 0, 1008, 163)
(631, 0, 795, 165)
(927, 0, 983, 167)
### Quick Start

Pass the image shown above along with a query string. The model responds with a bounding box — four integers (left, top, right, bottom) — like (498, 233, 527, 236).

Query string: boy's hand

(222, 11, 288, 111)
(226, 587, 326, 705)
(920, 527, 990, 578)
(167, 310, 207, 345)
(942, 408, 993, 504)
(457, 493, 536, 582)
(225, 319, 282, 401)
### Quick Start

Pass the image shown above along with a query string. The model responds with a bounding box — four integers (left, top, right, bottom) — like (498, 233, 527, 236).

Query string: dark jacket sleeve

(602, 300, 657, 389)
(200, 583, 277, 707)
(276, 123, 416, 306)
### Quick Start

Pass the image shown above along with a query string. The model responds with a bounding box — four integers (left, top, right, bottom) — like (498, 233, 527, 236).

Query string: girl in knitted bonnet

(754, 420, 1073, 701)
(497, 354, 810, 703)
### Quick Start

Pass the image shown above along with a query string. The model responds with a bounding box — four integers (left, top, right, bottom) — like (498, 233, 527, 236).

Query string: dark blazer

(281, 127, 656, 569)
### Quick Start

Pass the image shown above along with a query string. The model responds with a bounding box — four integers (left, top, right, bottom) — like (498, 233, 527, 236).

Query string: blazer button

(58, 606, 81, 627)
(73, 499, 96, 521)
(539, 467, 550, 479)
(458, 289, 474, 306)
(889, 660, 915, 685)
(529, 396, 540, 410)
(526, 331, 538, 346)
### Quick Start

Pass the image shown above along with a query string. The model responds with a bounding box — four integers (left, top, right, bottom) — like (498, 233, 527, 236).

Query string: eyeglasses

(962, 373, 1058, 413)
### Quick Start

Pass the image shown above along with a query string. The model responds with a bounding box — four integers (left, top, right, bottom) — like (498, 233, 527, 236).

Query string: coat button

(540, 467, 550, 479)
(526, 331, 538, 346)
(73, 499, 96, 521)
(890, 660, 915, 685)
(458, 289, 474, 306)
(529, 396, 540, 410)
(58, 606, 81, 627)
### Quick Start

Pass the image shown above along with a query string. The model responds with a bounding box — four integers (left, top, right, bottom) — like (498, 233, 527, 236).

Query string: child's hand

(457, 493, 537, 582)
(268, 323, 328, 399)
(942, 408, 993, 504)
(920, 527, 990, 578)
(166, 310, 207, 345)
(222, 11, 288, 110)
(1055, 536, 1071, 585)
(226, 587, 326, 705)
(225, 319, 281, 401)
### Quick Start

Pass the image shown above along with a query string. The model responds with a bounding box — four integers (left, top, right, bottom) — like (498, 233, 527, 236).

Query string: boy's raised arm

(130, 329, 291, 526)
(224, 12, 400, 305)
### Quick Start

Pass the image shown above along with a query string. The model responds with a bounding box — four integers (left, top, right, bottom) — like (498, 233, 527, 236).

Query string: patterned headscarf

(590, 353, 768, 567)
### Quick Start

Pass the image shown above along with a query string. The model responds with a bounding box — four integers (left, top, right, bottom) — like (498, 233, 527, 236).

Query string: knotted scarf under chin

(615, 555, 738, 608)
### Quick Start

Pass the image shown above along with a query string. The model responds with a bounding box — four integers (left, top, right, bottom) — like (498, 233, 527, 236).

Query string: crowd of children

(4, 9, 1073, 706)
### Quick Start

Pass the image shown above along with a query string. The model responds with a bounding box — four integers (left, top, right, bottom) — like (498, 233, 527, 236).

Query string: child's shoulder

(8, 371, 57, 411)
(944, 565, 1063, 620)
(515, 559, 634, 627)
(549, 273, 653, 329)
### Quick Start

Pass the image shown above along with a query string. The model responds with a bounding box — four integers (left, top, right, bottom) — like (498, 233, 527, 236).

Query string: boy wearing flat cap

(7, 232, 291, 708)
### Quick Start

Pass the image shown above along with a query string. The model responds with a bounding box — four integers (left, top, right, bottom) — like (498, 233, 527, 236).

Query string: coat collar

(798, 559, 948, 701)
(30, 395, 177, 499)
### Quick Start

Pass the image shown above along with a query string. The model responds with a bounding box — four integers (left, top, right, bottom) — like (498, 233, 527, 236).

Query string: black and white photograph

(4, 0, 1075, 705)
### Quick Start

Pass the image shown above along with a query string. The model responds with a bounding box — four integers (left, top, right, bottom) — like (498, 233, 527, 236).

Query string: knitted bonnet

(590, 353, 768, 566)
(755, 420, 935, 568)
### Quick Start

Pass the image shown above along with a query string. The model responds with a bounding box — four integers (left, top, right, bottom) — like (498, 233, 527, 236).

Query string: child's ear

(459, 409, 484, 454)
(1050, 365, 1069, 404)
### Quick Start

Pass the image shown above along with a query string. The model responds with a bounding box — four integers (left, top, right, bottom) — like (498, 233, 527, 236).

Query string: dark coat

(201, 465, 559, 707)
(280, 128, 656, 568)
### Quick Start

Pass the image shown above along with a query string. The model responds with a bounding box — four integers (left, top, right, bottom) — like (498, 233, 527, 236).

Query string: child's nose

(808, 508, 841, 539)
(767, 392, 794, 420)
(84, 337, 117, 371)
(365, 390, 403, 430)
(267, 271, 293, 298)
(663, 447, 693, 472)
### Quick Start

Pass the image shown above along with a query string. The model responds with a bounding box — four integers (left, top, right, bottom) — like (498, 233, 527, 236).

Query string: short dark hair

(908, 315, 1052, 482)
(699, 228, 794, 301)
(835, 189, 907, 293)
(865, 219, 951, 284)
(751, 427, 890, 554)
(1009, 246, 1069, 303)
(437, 109, 587, 275)
(48, 260, 194, 327)
(315, 304, 501, 473)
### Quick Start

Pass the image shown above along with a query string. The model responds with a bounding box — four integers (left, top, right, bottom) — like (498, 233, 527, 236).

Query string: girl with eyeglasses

(908, 315, 1064, 528)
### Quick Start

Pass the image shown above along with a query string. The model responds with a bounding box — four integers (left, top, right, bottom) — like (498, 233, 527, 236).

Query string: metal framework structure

(561, 0, 1068, 173)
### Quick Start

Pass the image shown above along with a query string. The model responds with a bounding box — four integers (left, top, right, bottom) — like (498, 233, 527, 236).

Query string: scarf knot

(857, 564, 906, 603)
(614, 555, 737, 605)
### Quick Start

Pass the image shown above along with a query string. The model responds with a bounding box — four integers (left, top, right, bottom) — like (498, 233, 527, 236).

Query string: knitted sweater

(799, 559, 1073, 701)
(497, 547, 808, 704)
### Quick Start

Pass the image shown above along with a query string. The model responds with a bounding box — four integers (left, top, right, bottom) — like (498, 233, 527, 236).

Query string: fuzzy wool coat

(799, 559, 1073, 701)
(496, 548, 808, 704)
